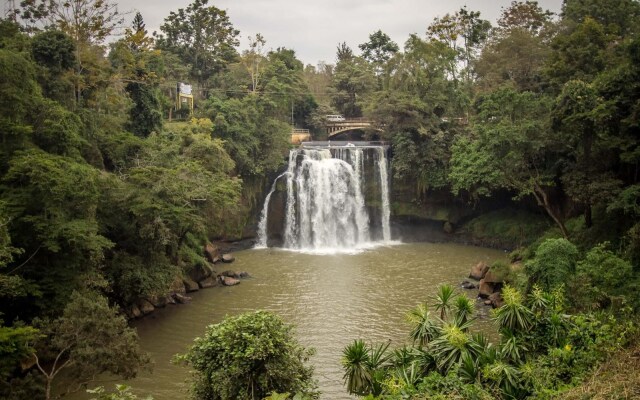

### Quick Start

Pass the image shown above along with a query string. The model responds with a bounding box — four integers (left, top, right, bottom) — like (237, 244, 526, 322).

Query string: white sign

(178, 82, 192, 95)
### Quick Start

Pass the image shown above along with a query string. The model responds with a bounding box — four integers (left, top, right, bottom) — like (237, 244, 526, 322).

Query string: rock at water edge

(183, 277, 200, 293)
(221, 253, 235, 263)
(469, 262, 489, 280)
(478, 279, 495, 298)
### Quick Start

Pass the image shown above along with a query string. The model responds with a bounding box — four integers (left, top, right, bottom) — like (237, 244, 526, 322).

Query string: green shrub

(177, 311, 317, 400)
(525, 239, 579, 291)
(462, 209, 551, 249)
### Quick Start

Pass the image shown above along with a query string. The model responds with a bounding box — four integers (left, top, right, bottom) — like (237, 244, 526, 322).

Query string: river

(80, 242, 505, 399)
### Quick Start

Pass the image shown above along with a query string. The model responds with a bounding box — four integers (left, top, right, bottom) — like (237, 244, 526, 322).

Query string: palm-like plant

(430, 321, 483, 373)
(493, 286, 534, 333)
(499, 329, 529, 364)
(432, 284, 455, 320)
(366, 341, 391, 397)
(452, 295, 475, 328)
(407, 303, 441, 346)
(341, 339, 371, 396)
(482, 361, 523, 398)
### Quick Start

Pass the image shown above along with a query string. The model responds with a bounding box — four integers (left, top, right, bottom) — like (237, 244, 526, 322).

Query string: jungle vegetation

(0, 0, 638, 399)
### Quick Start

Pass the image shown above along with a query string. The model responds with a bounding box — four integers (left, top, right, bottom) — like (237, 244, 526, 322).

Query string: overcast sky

(122, 0, 563, 66)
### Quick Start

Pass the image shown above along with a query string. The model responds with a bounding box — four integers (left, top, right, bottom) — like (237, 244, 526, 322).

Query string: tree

(32, 290, 149, 400)
(426, 7, 491, 82)
(178, 310, 317, 400)
(358, 30, 399, 76)
(241, 33, 267, 94)
(450, 87, 570, 237)
(18, 0, 123, 45)
(156, 0, 239, 87)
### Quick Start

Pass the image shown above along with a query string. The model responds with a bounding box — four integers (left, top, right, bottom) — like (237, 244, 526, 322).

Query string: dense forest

(0, 0, 639, 398)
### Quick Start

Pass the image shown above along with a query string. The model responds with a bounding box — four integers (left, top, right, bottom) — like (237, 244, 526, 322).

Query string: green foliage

(525, 238, 579, 291)
(32, 290, 149, 399)
(178, 311, 317, 400)
(156, 0, 239, 84)
(462, 209, 551, 249)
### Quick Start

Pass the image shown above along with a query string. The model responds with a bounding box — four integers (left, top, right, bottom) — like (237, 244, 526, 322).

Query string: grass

(559, 338, 640, 399)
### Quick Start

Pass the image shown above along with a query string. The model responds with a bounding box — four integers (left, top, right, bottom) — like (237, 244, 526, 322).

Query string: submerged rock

(219, 276, 240, 286)
(221, 253, 235, 263)
(220, 270, 250, 279)
(461, 280, 478, 290)
(198, 276, 216, 288)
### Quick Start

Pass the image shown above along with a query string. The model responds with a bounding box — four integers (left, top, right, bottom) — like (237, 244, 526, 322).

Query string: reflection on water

(73, 242, 505, 400)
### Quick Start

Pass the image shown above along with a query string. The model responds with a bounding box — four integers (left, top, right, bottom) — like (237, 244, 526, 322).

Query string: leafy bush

(177, 311, 317, 400)
(525, 238, 579, 291)
(462, 209, 551, 249)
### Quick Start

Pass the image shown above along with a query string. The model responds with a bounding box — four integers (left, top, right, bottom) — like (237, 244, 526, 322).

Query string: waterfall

(255, 171, 289, 248)
(377, 147, 391, 241)
(256, 144, 392, 252)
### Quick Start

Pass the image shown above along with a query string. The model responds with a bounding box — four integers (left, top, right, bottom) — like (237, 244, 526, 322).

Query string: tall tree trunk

(533, 183, 569, 239)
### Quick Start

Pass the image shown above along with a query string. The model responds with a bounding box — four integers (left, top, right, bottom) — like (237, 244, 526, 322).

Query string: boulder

(198, 276, 216, 288)
(461, 280, 478, 290)
(489, 292, 505, 308)
(129, 304, 142, 319)
(173, 293, 192, 304)
(220, 270, 250, 279)
(165, 295, 176, 305)
(137, 299, 155, 315)
(220, 276, 240, 286)
(483, 270, 503, 284)
(204, 242, 220, 263)
(478, 279, 495, 298)
(183, 277, 200, 293)
(221, 253, 235, 263)
(188, 263, 214, 283)
(484, 300, 493, 306)
(170, 276, 186, 295)
(147, 295, 167, 308)
(469, 262, 489, 280)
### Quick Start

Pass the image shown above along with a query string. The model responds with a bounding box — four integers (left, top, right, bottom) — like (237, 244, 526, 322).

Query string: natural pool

(75, 242, 505, 399)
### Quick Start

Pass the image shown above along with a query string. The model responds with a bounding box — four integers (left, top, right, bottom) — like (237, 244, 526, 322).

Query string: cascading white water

(377, 147, 391, 241)
(255, 171, 289, 248)
(256, 144, 392, 252)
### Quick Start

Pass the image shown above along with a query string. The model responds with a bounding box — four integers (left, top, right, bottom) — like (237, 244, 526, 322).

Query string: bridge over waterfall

(326, 118, 380, 138)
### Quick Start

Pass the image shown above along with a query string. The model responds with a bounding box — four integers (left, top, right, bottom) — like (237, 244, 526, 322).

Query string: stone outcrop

(137, 299, 155, 315)
(183, 277, 200, 293)
(204, 242, 220, 263)
(188, 263, 214, 283)
(469, 262, 489, 280)
(478, 279, 496, 298)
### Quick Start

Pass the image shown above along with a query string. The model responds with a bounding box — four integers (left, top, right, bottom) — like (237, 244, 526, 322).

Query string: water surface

(83, 242, 505, 399)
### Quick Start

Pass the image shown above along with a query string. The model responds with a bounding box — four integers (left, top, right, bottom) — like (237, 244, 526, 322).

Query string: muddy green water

(79, 242, 505, 399)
